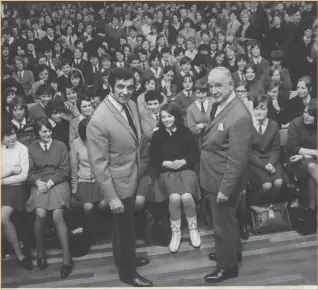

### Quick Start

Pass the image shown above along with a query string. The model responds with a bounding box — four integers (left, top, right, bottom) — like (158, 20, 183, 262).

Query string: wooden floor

(1, 227, 316, 288)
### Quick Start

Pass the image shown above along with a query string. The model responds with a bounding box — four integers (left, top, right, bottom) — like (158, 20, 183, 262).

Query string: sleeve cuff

(47, 180, 54, 188)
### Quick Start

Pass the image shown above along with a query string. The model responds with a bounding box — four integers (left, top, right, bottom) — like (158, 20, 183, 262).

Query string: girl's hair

(69, 68, 86, 89)
(8, 96, 29, 120)
(45, 98, 66, 117)
(33, 116, 52, 138)
(306, 99, 317, 123)
(243, 62, 257, 74)
(76, 95, 92, 113)
(297, 76, 312, 92)
(236, 81, 250, 92)
(253, 94, 269, 109)
(2, 119, 16, 139)
(158, 103, 184, 129)
(78, 117, 90, 142)
(269, 67, 283, 81)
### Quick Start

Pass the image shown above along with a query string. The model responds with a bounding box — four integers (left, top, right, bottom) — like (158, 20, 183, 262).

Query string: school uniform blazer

(13, 70, 34, 97)
(87, 97, 141, 202)
(140, 110, 158, 142)
(200, 96, 253, 197)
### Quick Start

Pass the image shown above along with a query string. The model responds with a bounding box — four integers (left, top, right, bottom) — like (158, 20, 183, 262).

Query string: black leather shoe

(208, 252, 242, 263)
(136, 257, 149, 268)
(60, 260, 73, 279)
(121, 273, 153, 287)
(19, 257, 33, 270)
(37, 257, 48, 270)
(240, 225, 249, 240)
(204, 266, 238, 283)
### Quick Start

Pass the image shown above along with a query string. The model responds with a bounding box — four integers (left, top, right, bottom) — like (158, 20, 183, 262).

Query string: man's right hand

(109, 198, 125, 214)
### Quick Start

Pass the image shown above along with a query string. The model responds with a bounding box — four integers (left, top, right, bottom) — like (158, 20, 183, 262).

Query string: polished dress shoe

(240, 224, 249, 240)
(37, 257, 48, 270)
(136, 257, 149, 268)
(60, 260, 73, 279)
(19, 257, 33, 270)
(204, 266, 238, 283)
(121, 273, 153, 287)
(208, 252, 242, 263)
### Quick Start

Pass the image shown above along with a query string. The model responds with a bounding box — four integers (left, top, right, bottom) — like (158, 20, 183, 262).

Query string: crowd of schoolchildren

(1, 1, 317, 281)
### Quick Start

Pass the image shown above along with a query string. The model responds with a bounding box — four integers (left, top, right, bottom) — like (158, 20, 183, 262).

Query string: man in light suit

(87, 68, 153, 287)
(201, 67, 252, 283)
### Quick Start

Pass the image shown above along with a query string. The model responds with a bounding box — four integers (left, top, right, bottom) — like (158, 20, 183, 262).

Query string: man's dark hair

(108, 68, 135, 90)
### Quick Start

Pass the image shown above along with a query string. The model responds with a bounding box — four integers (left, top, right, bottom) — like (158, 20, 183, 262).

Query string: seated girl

(26, 117, 72, 279)
(248, 94, 283, 205)
(286, 100, 317, 211)
(235, 82, 254, 117)
(9, 96, 34, 146)
(70, 118, 108, 244)
(2, 120, 32, 270)
(150, 103, 201, 253)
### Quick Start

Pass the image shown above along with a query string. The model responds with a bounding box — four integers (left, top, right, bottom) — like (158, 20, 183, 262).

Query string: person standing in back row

(86, 68, 153, 288)
(200, 67, 253, 283)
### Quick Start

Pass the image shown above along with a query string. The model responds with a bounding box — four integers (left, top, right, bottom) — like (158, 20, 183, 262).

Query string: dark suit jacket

(236, 24, 262, 42)
(200, 96, 253, 196)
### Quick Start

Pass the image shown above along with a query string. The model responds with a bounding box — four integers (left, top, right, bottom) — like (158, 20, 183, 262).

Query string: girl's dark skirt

(289, 158, 317, 180)
(150, 169, 201, 203)
(2, 184, 26, 212)
(71, 182, 104, 206)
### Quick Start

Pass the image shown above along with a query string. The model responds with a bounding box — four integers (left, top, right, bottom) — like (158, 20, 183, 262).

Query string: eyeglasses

(235, 90, 247, 94)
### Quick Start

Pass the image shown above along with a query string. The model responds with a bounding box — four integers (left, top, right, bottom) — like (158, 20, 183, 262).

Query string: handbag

(250, 202, 292, 233)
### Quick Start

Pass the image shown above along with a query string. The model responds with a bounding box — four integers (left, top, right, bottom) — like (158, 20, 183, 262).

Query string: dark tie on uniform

(19, 124, 23, 131)
(258, 121, 263, 135)
(123, 105, 138, 139)
(210, 103, 219, 120)
(155, 113, 159, 124)
(200, 102, 205, 113)
(44, 144, 48, 152)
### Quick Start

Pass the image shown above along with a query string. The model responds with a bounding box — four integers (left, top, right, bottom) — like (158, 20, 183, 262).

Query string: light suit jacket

(87, 97, 141, 201)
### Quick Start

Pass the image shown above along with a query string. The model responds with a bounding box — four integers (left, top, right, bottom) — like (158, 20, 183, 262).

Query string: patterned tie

(123, 105, 138, 140)
(200, 102, 205, 113)
(210, 103, 219, 120)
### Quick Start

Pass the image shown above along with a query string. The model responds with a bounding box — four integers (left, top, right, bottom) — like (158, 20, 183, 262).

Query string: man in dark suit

(201, 67, 253, 283)
(87, 68, 153, 287)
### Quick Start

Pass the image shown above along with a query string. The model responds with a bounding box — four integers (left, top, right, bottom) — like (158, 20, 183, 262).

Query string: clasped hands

(265, 163, 276, 174)
(36, 180, 54, 195)
(162, 159, 186, 170)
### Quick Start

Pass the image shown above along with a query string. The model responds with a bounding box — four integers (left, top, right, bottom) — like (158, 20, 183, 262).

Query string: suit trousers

(209, 192, 241, 269)
(112, 195, 136, 280)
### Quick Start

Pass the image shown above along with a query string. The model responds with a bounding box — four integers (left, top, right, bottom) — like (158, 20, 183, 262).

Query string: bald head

(208, 66, 234, 104)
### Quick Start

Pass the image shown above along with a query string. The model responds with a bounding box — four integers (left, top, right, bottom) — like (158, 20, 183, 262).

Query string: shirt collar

(48, 118, 56, 127)
(108, 95, 124, 113)
(253, 117, 268, 127)
(195, 99, 208, 107)
(219, 91, 236, 109)
(12, 118, 26, 127)
(39, 139, 53, 151)
(166, 126, 177, 135)
(183, 90, 192, 97)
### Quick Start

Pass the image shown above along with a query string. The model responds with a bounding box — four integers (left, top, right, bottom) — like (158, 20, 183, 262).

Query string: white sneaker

(187, 215, 201, 248)
(169, 219, 181, 253)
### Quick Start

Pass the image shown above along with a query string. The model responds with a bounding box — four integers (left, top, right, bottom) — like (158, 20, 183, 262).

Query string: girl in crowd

(169, 13, 183, 45)
(9, 96, 34, 146)
(2, 87, 18, 120)
(150, 103, 201, 253)
(186, 79, 213, 149)
(2, 120, 32, 270)
(70, 118, 108, 245)
(248, 94, 283, 205)
(131, 67, 144, 103)
(287, 100, 317, 211)
(69, 68, 86, 98)
(235, 82, 254, 117)
(69, 96, 93, 146)
(244, 63, 265, 101)
(26, 117, 72, 279)
(63, 86, 81, 121)
(45, 98, 70, 151)
(232, 54, 248, 87)
(282, 76, 313, 126)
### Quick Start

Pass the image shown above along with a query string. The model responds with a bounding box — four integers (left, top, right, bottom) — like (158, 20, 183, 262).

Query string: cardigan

(11, 119, 34, 147)
(149, 126, 199, 173)
(286, 116, 317, 158)
(28, 139, 70, 186)
(281, 95, 307, 125)
(51, 119, 70, 151)
(69, 115, 85, 147)
(28, 103, 46, 122)
(175, 91, 196, 123)
(1, 141, 29, 186)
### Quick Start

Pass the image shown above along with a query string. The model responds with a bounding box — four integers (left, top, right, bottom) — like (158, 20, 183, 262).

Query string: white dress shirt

(39, 139, 53, 151)
(253, 118, 269, 135)
(195, 99, 208, 112)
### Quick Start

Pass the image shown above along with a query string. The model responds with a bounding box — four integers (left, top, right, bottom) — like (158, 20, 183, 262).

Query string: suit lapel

(105, 98, 139, 143)
(204, 97, 239, 134)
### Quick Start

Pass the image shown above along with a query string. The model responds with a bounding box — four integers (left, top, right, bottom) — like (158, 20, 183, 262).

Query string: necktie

(200, 102, 205, 113)
(123, 105, 138, 140)
(44, 144, 48, 152)
(187, 92, 191, 98)
(19, 124, 23, 131)
(18, 71, 22, 80)
(155, 113, 159, 124)
(210, 103, 219, 120)
(69, 36, 72, 46)
(258, 122, 263, 135)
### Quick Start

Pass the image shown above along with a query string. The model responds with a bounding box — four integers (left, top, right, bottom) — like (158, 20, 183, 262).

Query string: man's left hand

(217, 191, 229, 203)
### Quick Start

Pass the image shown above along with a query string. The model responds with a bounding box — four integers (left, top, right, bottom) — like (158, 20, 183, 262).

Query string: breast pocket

(212, 129, 229, 148)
